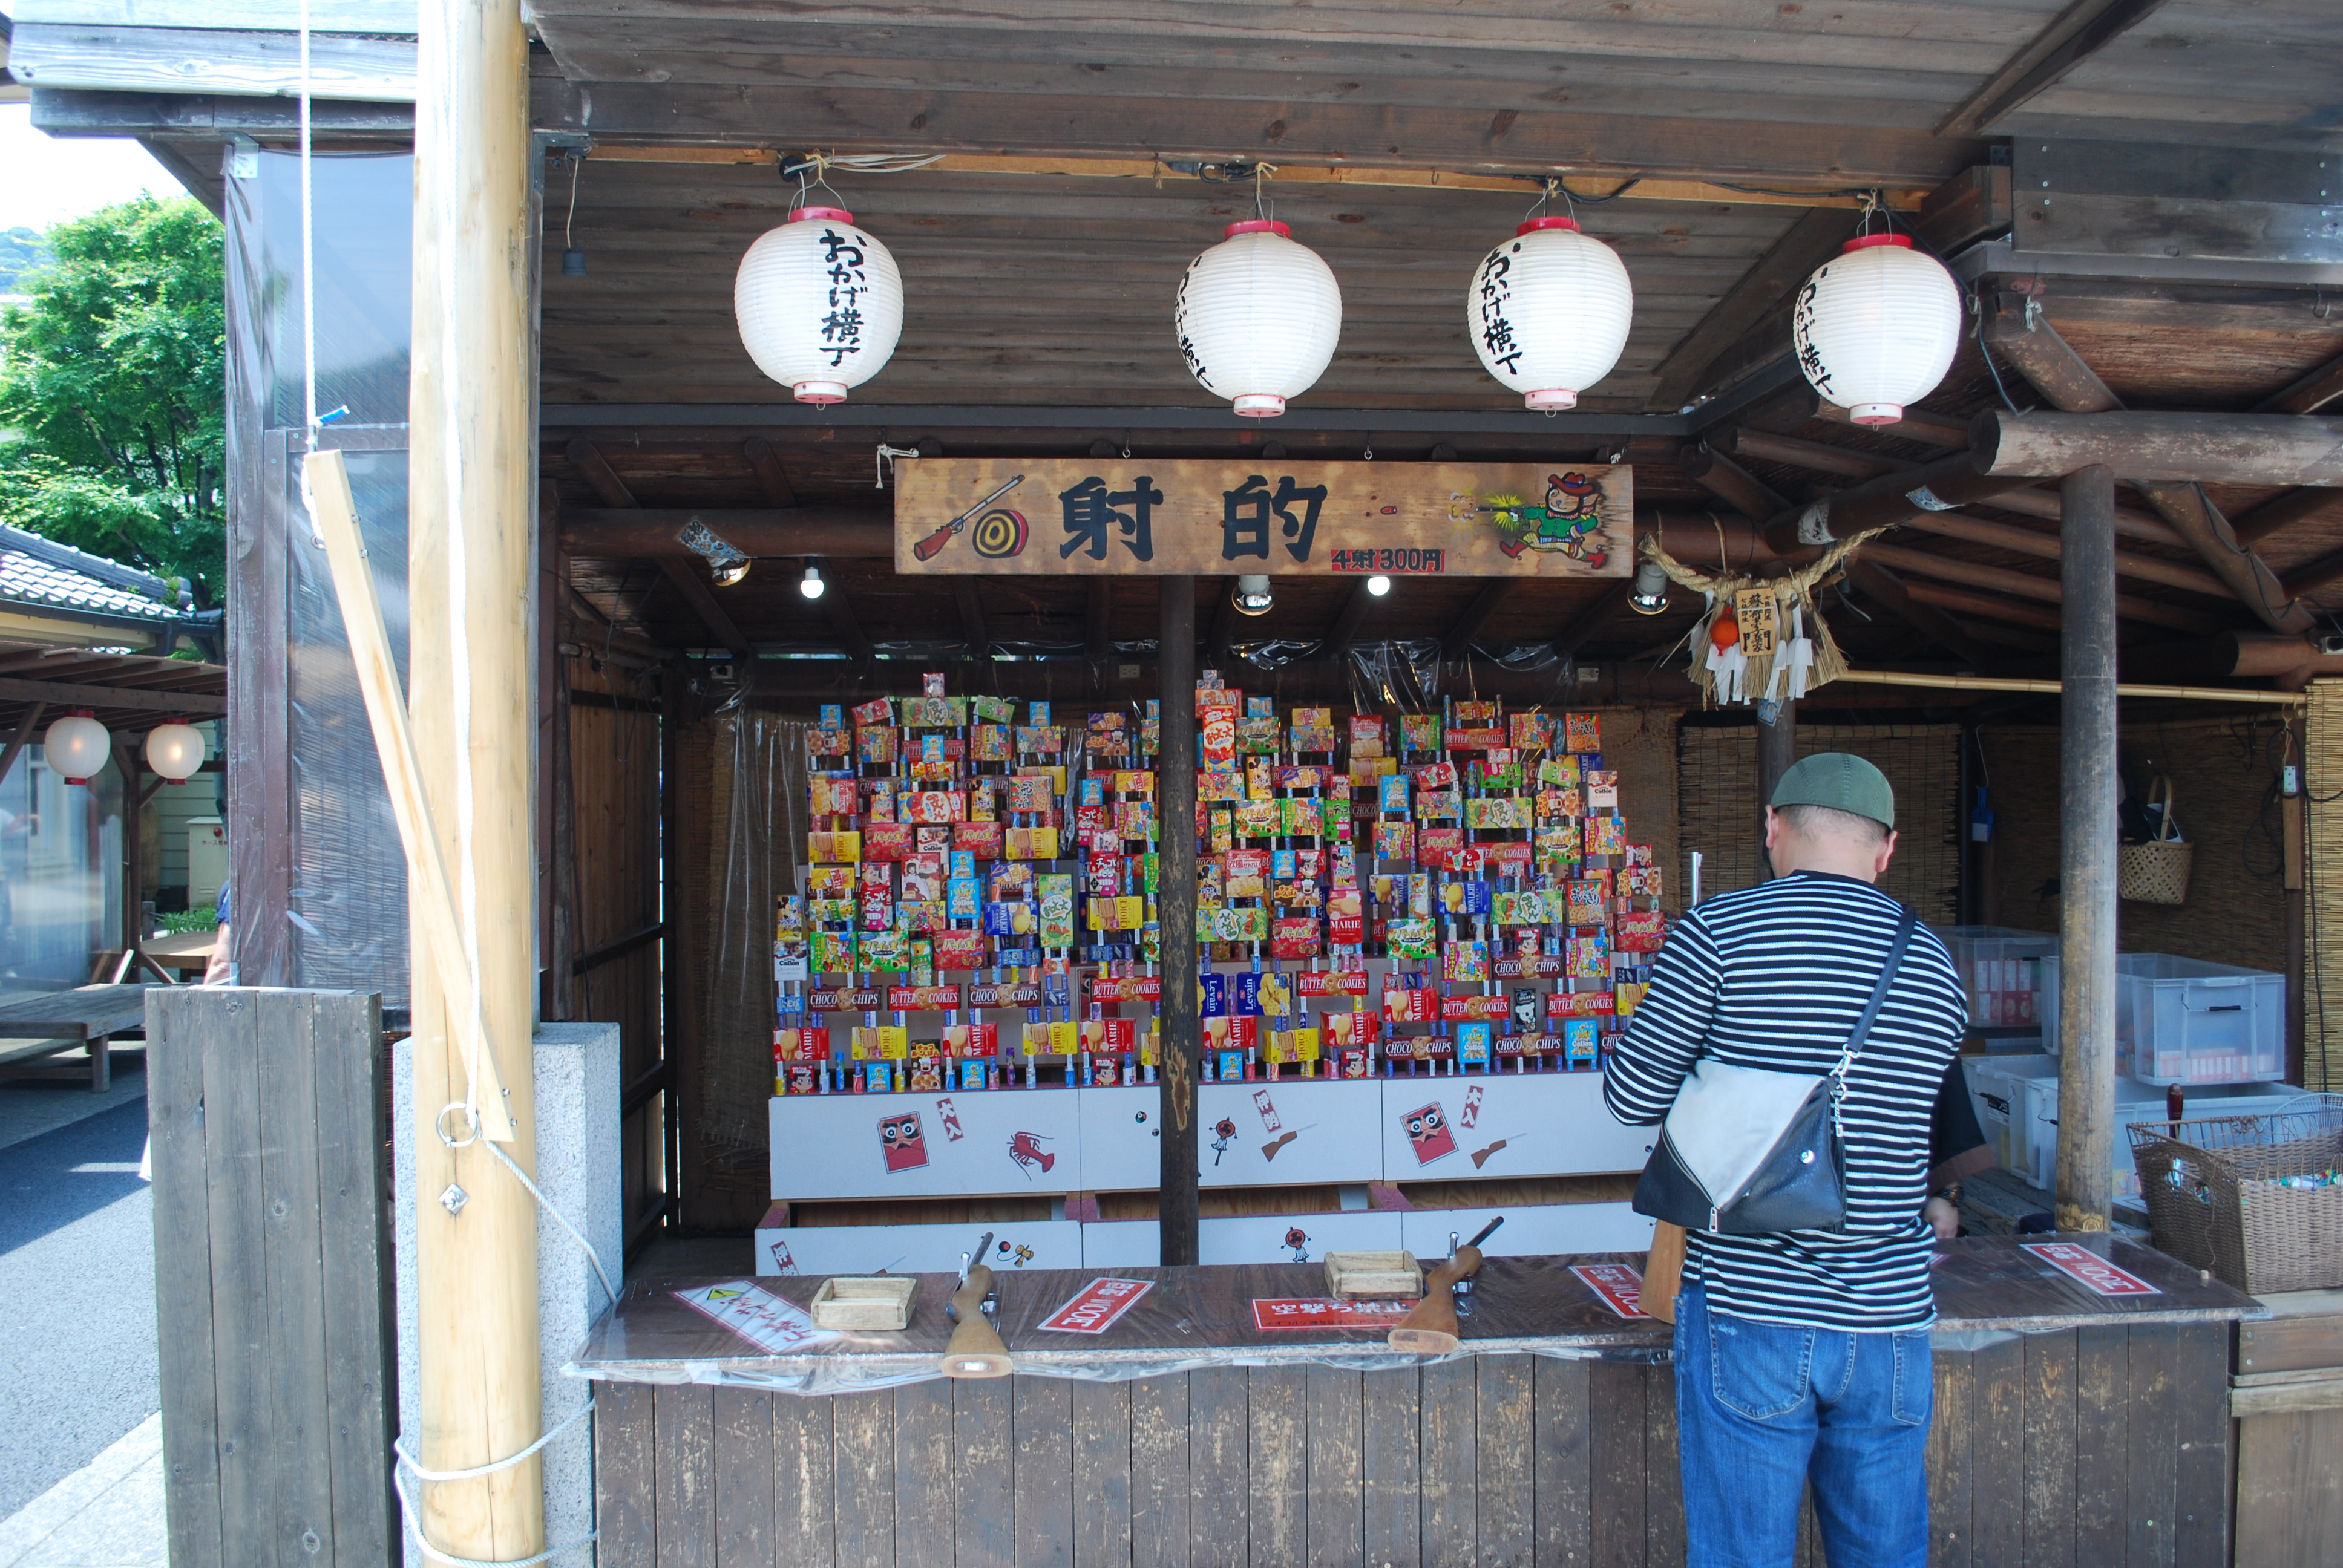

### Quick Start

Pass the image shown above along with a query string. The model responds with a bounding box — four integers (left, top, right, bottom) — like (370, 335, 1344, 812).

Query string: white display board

(1398, 1201, 1653, 1261)
(1375, 1071, 1656, 1181)
(1073, 1212, 1409, 1269)
(755, 1219, 1086, 1278)
(770, 1086, 1089, 1200)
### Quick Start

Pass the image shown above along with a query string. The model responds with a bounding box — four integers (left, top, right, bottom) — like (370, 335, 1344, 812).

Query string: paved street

(0, 1075, 162, 1564)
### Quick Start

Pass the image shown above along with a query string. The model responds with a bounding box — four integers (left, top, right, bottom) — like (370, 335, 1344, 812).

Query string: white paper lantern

(146, 719, 207, 783)
(1791, 234, 1961, 426)
(733, 206, 905, 405)
(1174, 220, 1342, 417)
(1467, 217, 1634, 410)
(45, 711, 110, 785)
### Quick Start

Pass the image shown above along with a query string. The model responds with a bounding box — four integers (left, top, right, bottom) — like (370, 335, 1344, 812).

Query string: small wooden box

(1324, 1250, 1424, 1300)
(810, 1276, 917, 1330)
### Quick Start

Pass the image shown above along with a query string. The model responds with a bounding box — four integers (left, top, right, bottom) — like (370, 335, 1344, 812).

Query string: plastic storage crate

(2128, 1097, 2343, 1295)
(2114, 954, 2285, 1085)
(1934, 926, 2059, 1030)
(1964, 1055, 2293, 1201)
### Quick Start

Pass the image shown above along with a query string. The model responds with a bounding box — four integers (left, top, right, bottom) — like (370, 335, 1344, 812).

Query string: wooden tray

(1324, 1250, 1424, 1300)
(811, 1275, 917, 1330)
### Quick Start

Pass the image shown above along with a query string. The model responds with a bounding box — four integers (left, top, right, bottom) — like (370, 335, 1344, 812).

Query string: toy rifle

(1640, 1221, 1686, 1325)
(1388, 1216, 1503, 1354)
(941, 1230, 1013, 1379)
(912, 475, 1024, 561)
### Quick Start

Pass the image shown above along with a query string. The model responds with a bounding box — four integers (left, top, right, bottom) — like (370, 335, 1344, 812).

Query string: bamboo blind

(1676, 723, 1962, 921)
(2305, 681, 2343, 1089)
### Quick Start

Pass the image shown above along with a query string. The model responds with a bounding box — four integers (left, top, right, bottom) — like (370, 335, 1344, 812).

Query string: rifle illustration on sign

(913, 474, 1027, 561)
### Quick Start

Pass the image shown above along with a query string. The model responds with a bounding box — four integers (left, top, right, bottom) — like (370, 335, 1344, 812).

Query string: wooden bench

(0, 984, 156, 1091)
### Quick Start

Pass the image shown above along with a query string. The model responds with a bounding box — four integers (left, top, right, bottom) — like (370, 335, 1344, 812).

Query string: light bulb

(1366, 575, 1392, 597)
(1233, 575, 1274, 616)
(1628, 560, 1672, 616)
(800, 563, 826, 600)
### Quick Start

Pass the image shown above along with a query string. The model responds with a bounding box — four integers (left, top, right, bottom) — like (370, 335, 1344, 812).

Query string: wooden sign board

(894, 458, 1632, 578)
(1732, 588, 1779, 659)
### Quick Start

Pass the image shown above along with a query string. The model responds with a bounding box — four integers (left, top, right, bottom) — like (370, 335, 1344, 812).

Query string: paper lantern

(1791, 234, 1961, 426)
(1174, 220, 1342, 417)
(146, 719, 208, 783)
(734, 206, 905, 405)
(1467, 217, 1634, 410)
(45, 711, 110, 785)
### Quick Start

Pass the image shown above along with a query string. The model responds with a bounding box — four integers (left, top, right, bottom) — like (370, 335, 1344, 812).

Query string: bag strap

(2152, 774, 2181, 843)
(1827, 906, 1919, 1085)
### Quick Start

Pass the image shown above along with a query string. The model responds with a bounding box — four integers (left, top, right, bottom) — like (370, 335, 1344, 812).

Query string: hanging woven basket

(2119, 774, 2193, 906)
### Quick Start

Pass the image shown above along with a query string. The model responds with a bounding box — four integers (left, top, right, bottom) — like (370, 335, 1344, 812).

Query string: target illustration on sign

(912, 474, 1027, 560)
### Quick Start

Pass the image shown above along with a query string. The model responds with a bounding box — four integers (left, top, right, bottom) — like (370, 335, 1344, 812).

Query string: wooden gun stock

(940, 1233, 1012, 1379)
(1640, 1222, 1686, 1326)
(1388, 1217, 1503, 1354)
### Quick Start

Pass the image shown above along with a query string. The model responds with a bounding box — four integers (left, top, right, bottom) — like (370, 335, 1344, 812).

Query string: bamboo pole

(1832, 669, 2309, 705)
(408, 0, 543, 1558)
(2055, 465, 2120, 1234)
(1158, 579, 1200, 1266)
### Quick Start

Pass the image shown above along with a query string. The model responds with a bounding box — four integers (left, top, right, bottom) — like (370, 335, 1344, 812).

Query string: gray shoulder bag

(1630, 907, 1917, 1235)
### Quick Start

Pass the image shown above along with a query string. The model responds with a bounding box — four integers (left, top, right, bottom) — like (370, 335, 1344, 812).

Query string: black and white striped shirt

(1607, 871, 1966, 1331)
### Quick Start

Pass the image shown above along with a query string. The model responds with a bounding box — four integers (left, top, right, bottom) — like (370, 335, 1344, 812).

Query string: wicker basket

(2119, 774, 2192, 905)
(2127, 1097, 2343, 1295)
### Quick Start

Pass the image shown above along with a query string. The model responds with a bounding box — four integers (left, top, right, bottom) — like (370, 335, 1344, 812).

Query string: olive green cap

(1769, 752, 1894, 829)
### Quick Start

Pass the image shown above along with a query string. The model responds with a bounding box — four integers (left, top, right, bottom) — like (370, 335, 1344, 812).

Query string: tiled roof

(0, 523, 192, 623)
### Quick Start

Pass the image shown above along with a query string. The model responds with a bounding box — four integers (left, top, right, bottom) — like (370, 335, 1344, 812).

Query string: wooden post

(1158, 578, 1200, 1266)
(408, 0, 544, 1559)
(2286, 711, 2307, 1086)
(1757, 698, 1795, 877)
(2055, 464, 2119, 1233)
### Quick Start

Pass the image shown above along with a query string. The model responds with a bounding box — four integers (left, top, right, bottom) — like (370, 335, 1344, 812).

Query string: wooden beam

(2233, 487, 2340, 549)
(1861, 543, 2226, 634)
(1156, 578, 1199, 1267)
(742, 436, 798, 506)
(1901, 579, 2066, 633)
(1896, 511, 2232, 598)
(1971, 410, 2343, 494)
(1677, 442, 1788, 521)
(2259, 351, 2343, 416)
(2136, 482, 2318, 634)
(1765, 450, 2040, 550)
(1552, 579, 1635, 659)
(1725, 427, 1895, 480)
(1988, 486, 2186, 549)
(654, 557, 753, 659)
(560, 509, 893, 559)
(2282, 547, 2343, 604)
(2054, 461, 2121, 1233)
(1321, 580, 1377, 665)
(0, 676, 221, 716)
(563, 437, 638, 508)
(1643, 207, 1856, 412)
(1441, 580, 1515, 660)
(1809, 401, 1973, 449)
(1937, 0, 2174, 137)
(1841, 558, 1991, 668)
(1981, 292, 2123, 413)
(0, 703, 47, 788)
(954, 580, 991, 659)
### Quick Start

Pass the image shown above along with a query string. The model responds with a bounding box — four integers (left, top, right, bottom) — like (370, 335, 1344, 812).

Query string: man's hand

(1923, 1196, 1959, 1241)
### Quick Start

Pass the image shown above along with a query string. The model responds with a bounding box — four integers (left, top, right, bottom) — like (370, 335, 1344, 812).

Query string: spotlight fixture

(800, 561, 827, 600)
(1232, 574, 1274, 616)
(1366, 574, 1392, 598)
(1628, 560, 1672, 616)
(678, 517, 751, 586)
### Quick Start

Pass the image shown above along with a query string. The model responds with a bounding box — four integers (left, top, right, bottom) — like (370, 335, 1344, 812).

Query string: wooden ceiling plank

(1861, 541, 2223, 635)
(1898, 511, 2230, 598)
(2232, 486, 2341, 549)
(654, 556, 754, 659)
(742, 436, 798, 506)
(563, 436, 641, 508)
(560, 509, 891, 558)
(1440, 580, 1516, 660)
(1678, 440, 1789, 520)
(1899, 578, 2068, 633)
(1725, 426, 1899, 480)
(2258, 350, 2343, 417)
(1843, 557, 1993, 667)
(1642, 206, 1855, 413)
(1936, 0, 2175, 137)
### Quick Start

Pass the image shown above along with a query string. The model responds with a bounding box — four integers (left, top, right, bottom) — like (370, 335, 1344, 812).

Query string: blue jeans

(1673, 1284, 1932, 1568)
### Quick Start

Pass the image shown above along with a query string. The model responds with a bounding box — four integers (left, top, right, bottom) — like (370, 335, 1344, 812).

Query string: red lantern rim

(1223, 219, 1292, 239)
(788, 205, 856, 225)
(66, 708, 95, 719)
(1843, 234, 1914, 253)
(1517, 216, 1582, 235)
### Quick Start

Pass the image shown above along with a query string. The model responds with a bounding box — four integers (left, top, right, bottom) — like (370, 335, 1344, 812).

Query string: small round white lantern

(733, 206, 905, 405)
(146, 719, 207, 783)
(1466, 216, 1634, 410)
(45, 710, 110, 785)
(1173, 220, 1342, 417)
(1791, 234, 1962, 426)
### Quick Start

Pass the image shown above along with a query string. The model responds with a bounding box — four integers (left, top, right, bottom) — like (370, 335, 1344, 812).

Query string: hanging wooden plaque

(893, 458, 1632, 577)
(1732, 587, 1780, 659)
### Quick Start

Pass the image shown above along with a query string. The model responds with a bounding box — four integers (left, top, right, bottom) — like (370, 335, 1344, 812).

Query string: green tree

(0, 194, 224, 606)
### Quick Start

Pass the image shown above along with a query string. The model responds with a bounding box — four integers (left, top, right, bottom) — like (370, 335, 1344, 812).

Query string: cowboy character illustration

(1479, 472, 1610, 565)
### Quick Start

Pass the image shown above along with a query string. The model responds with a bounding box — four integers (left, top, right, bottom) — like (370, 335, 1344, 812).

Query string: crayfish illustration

(1008, 1129, 1056, 1177)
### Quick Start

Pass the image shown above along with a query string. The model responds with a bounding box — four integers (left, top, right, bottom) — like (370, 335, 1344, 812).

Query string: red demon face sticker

(1402, 1102, 1457, 1165)
(878, 1112, 929, 1173)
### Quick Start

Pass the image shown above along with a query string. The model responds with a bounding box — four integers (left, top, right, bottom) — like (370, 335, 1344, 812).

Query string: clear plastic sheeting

(564, 1255, 1674, 1396)
(0, 752, 121, 987)
(223, 148, 417, 996)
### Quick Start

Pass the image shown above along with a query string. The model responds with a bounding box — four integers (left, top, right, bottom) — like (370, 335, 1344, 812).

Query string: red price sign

(1037, 1278, 1155, 1334)
(2023, 1243, 2161, 1297)
(1571, 1263, 1653, 1321)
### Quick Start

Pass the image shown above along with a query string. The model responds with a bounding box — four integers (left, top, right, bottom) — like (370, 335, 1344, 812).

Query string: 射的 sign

(893, 458, 1634, 578)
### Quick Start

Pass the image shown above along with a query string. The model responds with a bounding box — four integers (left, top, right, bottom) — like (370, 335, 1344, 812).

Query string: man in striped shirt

(1607, 754, 1965, 1568)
